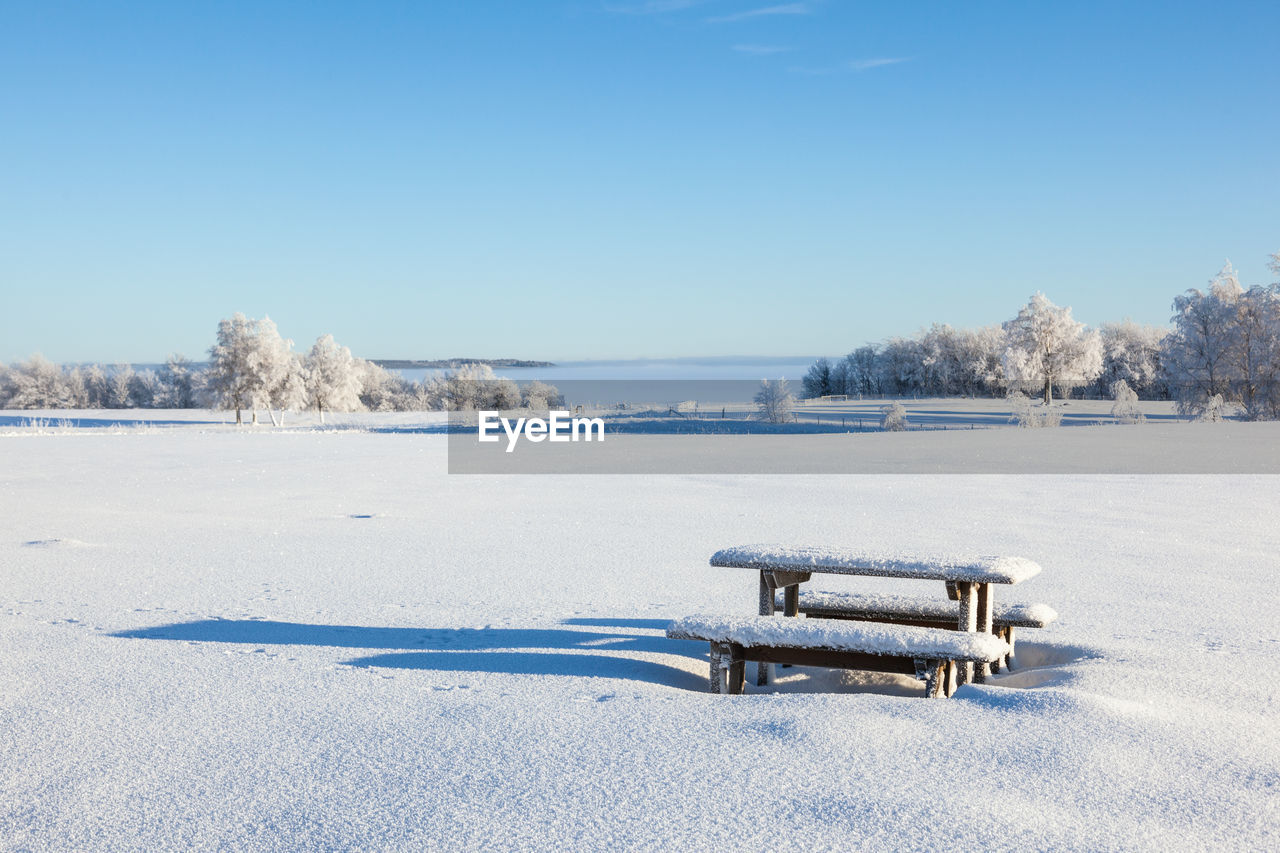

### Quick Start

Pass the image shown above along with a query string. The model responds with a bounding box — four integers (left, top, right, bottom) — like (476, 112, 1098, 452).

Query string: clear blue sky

(2, 1, 1277, 364)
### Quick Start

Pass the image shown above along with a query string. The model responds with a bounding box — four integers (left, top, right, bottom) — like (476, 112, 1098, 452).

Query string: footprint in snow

(22, 538, 93, 548)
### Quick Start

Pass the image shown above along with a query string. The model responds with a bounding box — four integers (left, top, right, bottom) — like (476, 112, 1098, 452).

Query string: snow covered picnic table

(667, 614, 1010, 698)
(709, 545, 1048, 688)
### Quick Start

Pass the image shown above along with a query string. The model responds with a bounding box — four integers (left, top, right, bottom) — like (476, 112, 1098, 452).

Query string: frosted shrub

(754, 379, 795, 424)
(1008, 390, 1061, 428)
(1110, 379, 1145, 424)
(1008, 391, 1033, 427)
(1198, 393, 1226, 423)
(880, 401, 908, 431)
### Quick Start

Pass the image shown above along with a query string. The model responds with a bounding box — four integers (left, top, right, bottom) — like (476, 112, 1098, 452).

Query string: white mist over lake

(393, 357, 816, 384)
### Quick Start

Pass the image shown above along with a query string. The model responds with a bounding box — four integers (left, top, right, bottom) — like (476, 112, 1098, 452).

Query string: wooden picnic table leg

(783, 584, 800, 617)
(729, 648, 746, 695)
(975, 583, 994, 684)
(923, 660, 945, 698)
(710, 642, 732, 694)
(757, 571, 774, 686)
(957, 581, 978, 685)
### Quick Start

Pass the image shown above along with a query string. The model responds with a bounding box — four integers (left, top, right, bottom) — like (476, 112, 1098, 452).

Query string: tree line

(0, 313, 562, 421)
(801, 254, 1280, 420)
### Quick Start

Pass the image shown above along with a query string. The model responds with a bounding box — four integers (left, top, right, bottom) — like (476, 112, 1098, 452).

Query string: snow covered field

(3, 426, 1278, 850)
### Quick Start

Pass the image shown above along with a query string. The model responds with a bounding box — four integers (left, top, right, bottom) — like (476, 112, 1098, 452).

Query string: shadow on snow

(111, 618, 704, 689)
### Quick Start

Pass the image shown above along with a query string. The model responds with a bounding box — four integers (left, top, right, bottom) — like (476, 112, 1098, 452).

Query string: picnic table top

(710, 544, 1043, 585)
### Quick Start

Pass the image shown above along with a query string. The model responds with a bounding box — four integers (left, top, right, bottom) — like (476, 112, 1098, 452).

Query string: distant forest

(800, 254, 1280, 421)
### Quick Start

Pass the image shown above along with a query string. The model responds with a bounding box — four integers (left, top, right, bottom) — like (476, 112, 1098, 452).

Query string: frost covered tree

(843, 346, 880, 396)
(828, 359, 850, 396)
(1110, 379, 1144, 424)
(127, 369, 160, 408)
(1162, 262, 1242, 417)
(917, 325, 960, 395)
(206, 313, 258, 423)
(441, 363, 497, 410)
(802, 358, 832, 398)
(303, 335, 363, 423)
(521, 380, 562, 411)
(878, 337, 925, 396)
(80, 364, 111, 407)
(245, 317, 305, 425)
(5, 355, 72, 409)
(354, 360, 400, 411)
(488, 377, 522, 410)
(63, 366, 91, 408)
(880, 401, 908, 431)
(754, 378, 795, 423)
(965, 325, 1008, 394)
(1096, 321, 1168, 398)
(156, 354, 198, 408)
(205, 313, 299, 424)
(1226, 283, 1280, 420)
(1161, 257, 1280, 421)
(107, 364, 134, 408)
(1002, 293, 1103, 404)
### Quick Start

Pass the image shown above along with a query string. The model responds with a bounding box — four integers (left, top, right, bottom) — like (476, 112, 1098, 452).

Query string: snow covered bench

(667, 615, 1010, 698)
(709, 544, 1045, 686)
(775, 591, 1058, 672)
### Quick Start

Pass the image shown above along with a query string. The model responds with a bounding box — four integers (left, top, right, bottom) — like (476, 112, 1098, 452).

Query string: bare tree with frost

(303, 335, 363, 423)
(1002, 293, 1103, 404)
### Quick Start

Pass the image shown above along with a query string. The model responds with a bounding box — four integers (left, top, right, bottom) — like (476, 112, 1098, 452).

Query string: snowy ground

(2, 423, 1278, 850)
